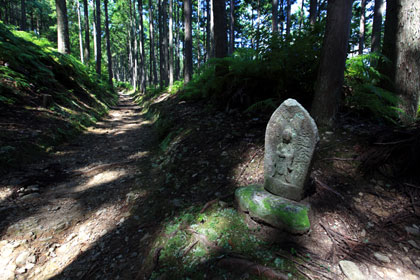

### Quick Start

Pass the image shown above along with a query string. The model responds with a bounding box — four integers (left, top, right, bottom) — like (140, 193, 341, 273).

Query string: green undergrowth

(344, 52, 400, 123)
(177, 30, 322, 114)
(0, 22, 117, 170)
(147, 205, 303, 279)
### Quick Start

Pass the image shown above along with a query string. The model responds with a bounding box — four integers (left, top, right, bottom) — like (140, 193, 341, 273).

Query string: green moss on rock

(235, 185, 310, 234)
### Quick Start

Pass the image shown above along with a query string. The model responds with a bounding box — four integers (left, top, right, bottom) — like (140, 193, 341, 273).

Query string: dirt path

(0, 93, 158, 279)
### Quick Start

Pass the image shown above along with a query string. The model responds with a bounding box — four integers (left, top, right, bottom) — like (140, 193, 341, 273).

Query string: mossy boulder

(235, 185, 310, 234)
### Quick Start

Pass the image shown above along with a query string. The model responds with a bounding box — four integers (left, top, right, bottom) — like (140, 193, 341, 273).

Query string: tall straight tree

(95, 0, 101, 74)
(381, 0, 420, 122)
(229, 0, 235, 54)
(213, 0, 227, 58)
(272, 0, 278, 33)
(149, 1, 158, 85)
(104, 0, 113, 87)
(358, 0, 366, 54)
(309, 0, 317, 25)
(138, 0, 146, 91)
(184, 0, 193, 83)
(77, 0, 84, 64)
(169, 0, 174, 86)
(286, 0, 291, 36)
(21, 0, 27, 30)
(311, 0, 353, 126)
(83, 0, 90, 62)
(371, 0, 383, 53)
(55, 0, 71, 54)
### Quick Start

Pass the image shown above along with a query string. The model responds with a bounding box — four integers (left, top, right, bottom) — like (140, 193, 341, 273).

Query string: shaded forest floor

(0, 91, 419, 279)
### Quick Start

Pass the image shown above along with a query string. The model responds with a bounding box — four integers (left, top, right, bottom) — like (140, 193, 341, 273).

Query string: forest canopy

(1, 0, 419, 125)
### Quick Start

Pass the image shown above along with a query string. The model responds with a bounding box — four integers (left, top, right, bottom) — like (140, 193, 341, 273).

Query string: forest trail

(0, 93, 157, 279)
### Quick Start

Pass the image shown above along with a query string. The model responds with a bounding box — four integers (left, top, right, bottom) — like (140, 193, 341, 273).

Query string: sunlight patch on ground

(128, 151, 149, 160)
(76, 169, 127, 191)
(29, 203, 123, 280)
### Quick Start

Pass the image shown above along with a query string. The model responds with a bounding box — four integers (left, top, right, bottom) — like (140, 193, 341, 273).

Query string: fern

(345, 53, 399, 122)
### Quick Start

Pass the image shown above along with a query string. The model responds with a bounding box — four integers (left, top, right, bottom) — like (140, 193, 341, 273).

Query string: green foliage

(180, 30, 321, 113)
(345, 53, 400, 122)
(114, 80, 133, 90)
(0, 23, 117, 170)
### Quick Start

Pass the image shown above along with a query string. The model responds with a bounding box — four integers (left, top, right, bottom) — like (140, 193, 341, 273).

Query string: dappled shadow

(2, 92, 419, 279)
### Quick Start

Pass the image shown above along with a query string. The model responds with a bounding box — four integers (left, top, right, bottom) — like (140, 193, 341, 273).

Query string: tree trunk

(77, 1, 84, 64)
(213, 0, 227, 58)
(358, 0, 366, 54)
(229, 0, 234, 54)
(162, 0, 168, 86)
(184, 0, 193, 83)
(131, 0, 138, 89)
(55, 0, 71, 54)
(92, 0, 97, 61)
(175, 2, 181, 80)
(371, 0, 383, 53)
(382, 0, 420, 122)
(286, 0, 291, 36)
(272, 0, 278, 33)
(138, 0, 146, 92)
(309, 0, 317, 25)
(256, 0, 261, 52)
(209, 0, 215, 58)
(95, 0, 101, 74)
(169, 0, 174, 85)
(311, 0, 353, 127)
(104, 0, 113, 88)
(83, 0, 90, 63)
(206, 0, 211, 60)
(149, 1, 158, 85)
(21, 0, 27, 31)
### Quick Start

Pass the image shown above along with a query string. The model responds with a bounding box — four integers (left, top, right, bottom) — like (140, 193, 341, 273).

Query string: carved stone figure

(235, 99, 318, 234)
(264, 99, 319, 201)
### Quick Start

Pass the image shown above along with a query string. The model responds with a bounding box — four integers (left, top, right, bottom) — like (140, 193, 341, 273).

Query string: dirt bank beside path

(0, 92, 158, 279)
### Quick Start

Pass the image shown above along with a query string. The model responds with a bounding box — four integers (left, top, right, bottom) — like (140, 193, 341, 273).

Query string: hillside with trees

(0, 0, 419, 279)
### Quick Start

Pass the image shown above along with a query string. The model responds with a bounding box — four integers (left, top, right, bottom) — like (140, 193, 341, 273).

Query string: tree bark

(149, 1, 158, 85)
(184, 0, 193, 83)
(309, 0, 317, 25)
(209, 0, 215, 58)
(92, 0, 97, 61)
(382, 0, 420, 122)
(311, 0, 353, 126)
(162, 0, 169, 86)
(213, 0, 227, 58)
(206, 0, 211, 60)
(358, 0, 366, 54)
(286, 0, 291, 36)
(21, 0, 27, 31)
(55, 0, 71, 54)
(104, 0, 113, 88)
(371, 0, 383, 53)
(272, 0, 278, 33)
(169, 0, 174, 85)
(95, 0, 101, 74)
(83, 0, 90, 63)
(138, 0, 146, 92)
(77, 1, 84, 64)
(229, 0, 234, 54)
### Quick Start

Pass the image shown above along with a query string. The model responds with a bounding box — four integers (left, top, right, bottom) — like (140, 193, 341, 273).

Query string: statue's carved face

(282, 128, 293, 144)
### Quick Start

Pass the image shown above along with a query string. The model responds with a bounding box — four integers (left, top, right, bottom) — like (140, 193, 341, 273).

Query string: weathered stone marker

(235, 99, 319, 234)
(264, 99, 319, 201)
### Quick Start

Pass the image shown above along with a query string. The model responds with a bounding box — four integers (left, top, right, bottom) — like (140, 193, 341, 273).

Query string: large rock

(264, 99, 319, 201)
(235, 185, 310, 234)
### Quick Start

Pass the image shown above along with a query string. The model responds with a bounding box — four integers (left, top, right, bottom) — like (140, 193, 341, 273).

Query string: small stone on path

(373, 252, 390, 263)
(339, 260, 366, 280)
(21, 193, 40, 200)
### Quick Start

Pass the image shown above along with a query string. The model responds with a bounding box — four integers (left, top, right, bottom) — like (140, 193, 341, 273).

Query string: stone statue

(235, 99, 319, 234)
(264, 99, 318, 201)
